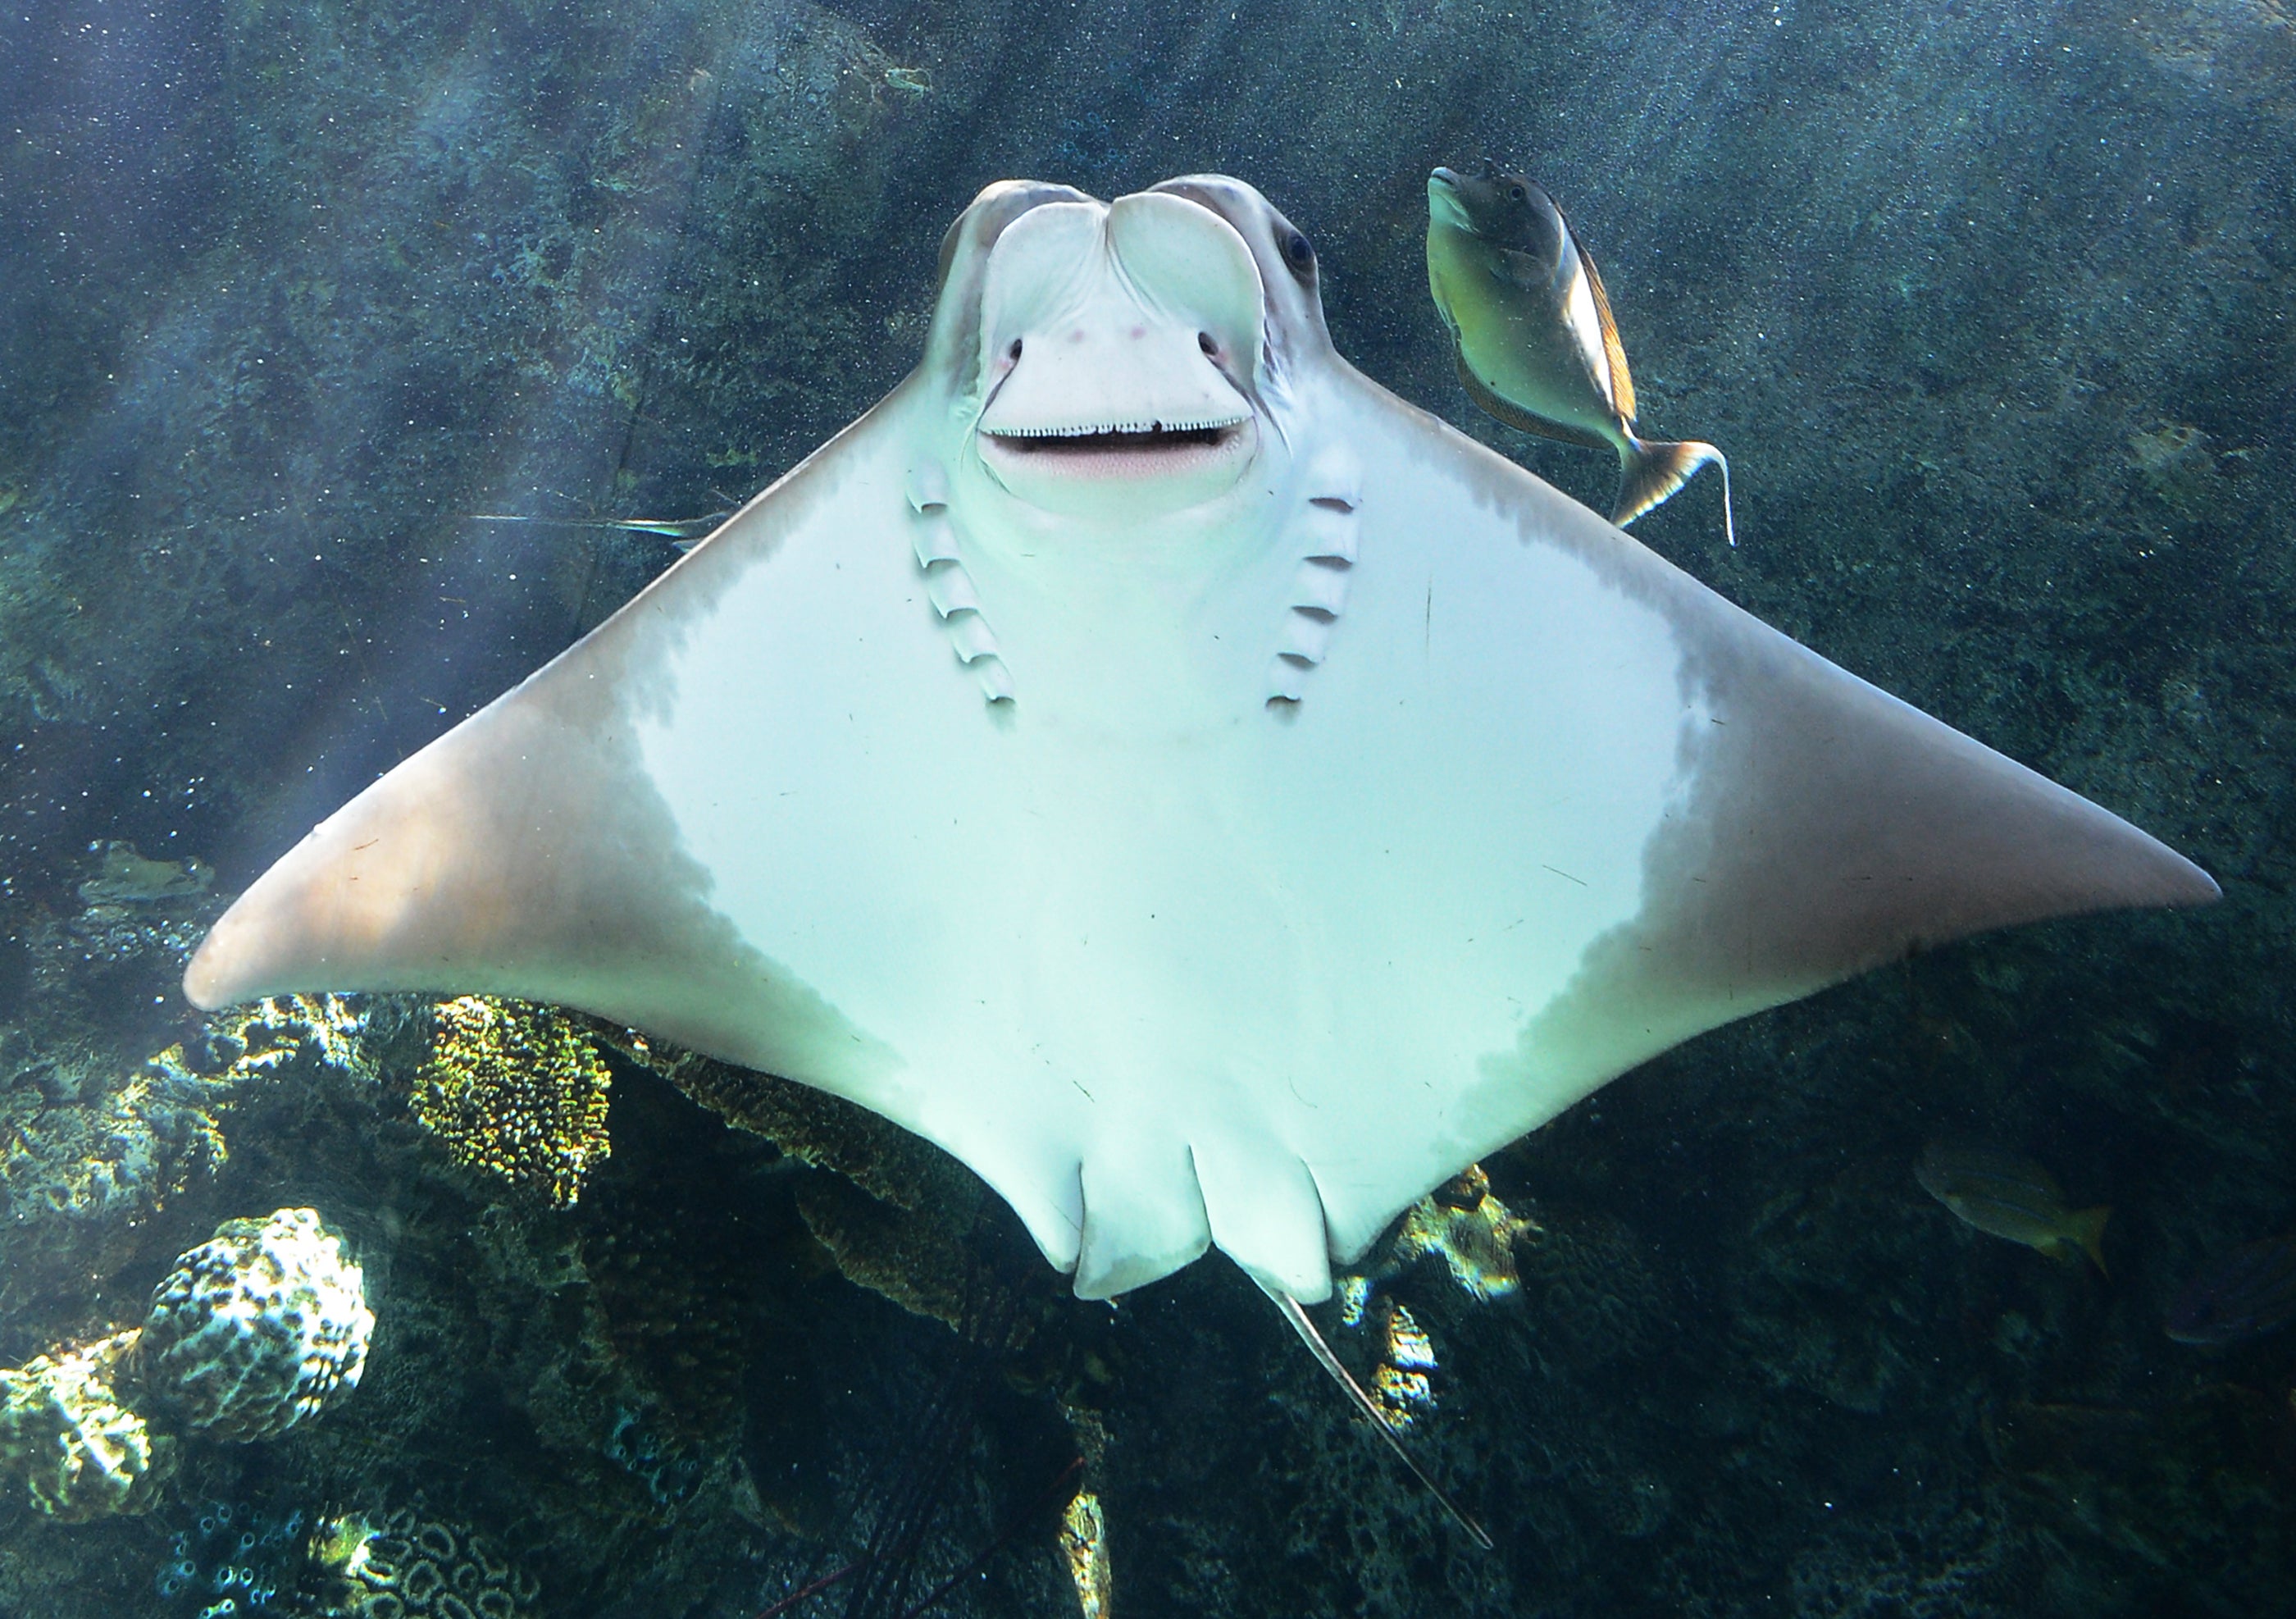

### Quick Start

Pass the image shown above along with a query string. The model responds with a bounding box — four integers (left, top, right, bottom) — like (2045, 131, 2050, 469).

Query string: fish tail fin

(1615, 436, 1735, 546)
(2067, 1206, 2112, 1277)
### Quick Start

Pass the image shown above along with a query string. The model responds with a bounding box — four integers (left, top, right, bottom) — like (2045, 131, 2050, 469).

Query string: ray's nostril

(1008, 338, 1023, 362)
(1198, 332, 1218, 357)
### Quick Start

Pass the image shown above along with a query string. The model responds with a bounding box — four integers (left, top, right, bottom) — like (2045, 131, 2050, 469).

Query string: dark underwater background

(2, 0, 2294, 1612)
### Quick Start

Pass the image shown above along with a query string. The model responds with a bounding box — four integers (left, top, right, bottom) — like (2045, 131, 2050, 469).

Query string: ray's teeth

(990, 415, 1246, 439)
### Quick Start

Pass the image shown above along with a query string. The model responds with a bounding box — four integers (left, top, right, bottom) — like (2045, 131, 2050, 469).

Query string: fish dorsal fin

(1452, 340, 1613, 452)
(1577, 247, 1637, 425)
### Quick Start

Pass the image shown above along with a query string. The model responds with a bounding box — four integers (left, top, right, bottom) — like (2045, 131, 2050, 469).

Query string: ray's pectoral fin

(1496, 568, 2221, 1110)
(180, 612, 895, 1091)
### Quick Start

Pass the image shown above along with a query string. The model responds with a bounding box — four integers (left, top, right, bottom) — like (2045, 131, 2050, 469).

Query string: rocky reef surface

(3, 0, 2294, 1614)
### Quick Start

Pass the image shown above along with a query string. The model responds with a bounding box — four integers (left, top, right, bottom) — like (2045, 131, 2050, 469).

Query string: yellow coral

(0, 1329, 176, 1520)
(1060, 1490, 1111, 1618)
(412, 997, 612, 1207)
(1381, 1163, 1542, 1301)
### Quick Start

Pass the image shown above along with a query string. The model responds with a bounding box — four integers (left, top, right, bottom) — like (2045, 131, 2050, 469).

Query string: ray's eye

(1508, 184, 1528, 203)
(1198, 331, 1218, 356)
(1007, 338, 1023, 361)
(1281, 230, 1314, 274)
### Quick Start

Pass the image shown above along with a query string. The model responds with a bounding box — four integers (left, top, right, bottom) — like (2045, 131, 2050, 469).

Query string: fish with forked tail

(1916, 1142, 2110, 1275)
(1426, 162, 1734, 545)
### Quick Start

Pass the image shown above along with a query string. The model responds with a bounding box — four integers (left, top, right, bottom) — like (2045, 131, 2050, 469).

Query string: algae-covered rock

(0, 1328, 175, 1521)
(605, 1031, 991, 1327)
(414, 996, 613, 1208)
(608, 1031, 963, 1214)
(134, 1206, 373, 1443)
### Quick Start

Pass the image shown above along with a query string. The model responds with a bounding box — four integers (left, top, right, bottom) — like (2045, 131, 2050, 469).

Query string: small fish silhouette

(2166, 1236, 2296, 1347)
(1916, 1142, 2109, 1275)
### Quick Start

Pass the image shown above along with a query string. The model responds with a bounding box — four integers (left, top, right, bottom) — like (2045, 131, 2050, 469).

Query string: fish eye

(1508, 184, 1528, 203)
(1198, 331, 1218, 356)
(1006, 338, 1023, 361)
(1281, 230, 1314, 274)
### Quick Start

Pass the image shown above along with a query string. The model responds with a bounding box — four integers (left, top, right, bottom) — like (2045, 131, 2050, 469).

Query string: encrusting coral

(0, 1328, 177, 1521)
(413, 996, 613, 1207)
(133, 1206, 374, 1443)
(311, 1504, 540, 1619)
(1344, 1164, 1542, 1308)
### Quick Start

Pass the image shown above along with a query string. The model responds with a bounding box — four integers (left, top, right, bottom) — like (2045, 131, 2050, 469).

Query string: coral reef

(790, 1171, 978, 1329)
(1352, 1164, 1541, 1302)
(1513, 1207, 1672, 1371)
(609, 1033, 968, 1215)
(0, 1328, 175, 1521)
(75, 841, 212, 905)
(1059, 1489, 1109, 1619)
(602, 1405, 704, 1508)
(580, 1186, 758, 1433)
(133, 1206, 373, 1443)
(412, 997, 612, 1208)
(154, 1498, 309, 1615)
(609, 1032, 990, 1327)
(312, 1507, 540, 1619)
(1365, 1301, 1439, 1432)
(2, 992, 373, 1301)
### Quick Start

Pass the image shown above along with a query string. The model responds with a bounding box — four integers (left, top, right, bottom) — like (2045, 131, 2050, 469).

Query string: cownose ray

(184, 174, 2216, 1538)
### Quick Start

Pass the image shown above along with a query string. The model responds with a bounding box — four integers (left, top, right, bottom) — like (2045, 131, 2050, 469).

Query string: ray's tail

(1260, 1282, 1493, 1550)
(1614, 436, 1735, 547)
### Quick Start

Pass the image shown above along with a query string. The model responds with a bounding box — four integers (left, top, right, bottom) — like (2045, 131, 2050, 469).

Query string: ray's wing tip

(2084, 823, 2219, 916)
(181, 905, 274, 1009)
(180, 941, 239, 1010)
(2159, 851, 2222, 909)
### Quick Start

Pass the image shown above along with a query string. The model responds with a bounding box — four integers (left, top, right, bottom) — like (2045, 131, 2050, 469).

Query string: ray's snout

(972, 192, 1269, 519)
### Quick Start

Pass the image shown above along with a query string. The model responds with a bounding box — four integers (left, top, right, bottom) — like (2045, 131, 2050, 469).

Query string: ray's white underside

(635, 381, 1692, 1300)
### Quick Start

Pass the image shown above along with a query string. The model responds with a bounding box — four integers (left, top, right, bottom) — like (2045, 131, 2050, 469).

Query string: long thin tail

(468, 509, 735, 550)
(1260, 1281, 1493, 1550)
(1615, 437, 1734, 547)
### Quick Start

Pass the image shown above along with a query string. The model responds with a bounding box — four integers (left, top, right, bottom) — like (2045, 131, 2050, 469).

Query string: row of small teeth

(986, 417, 1246, 438)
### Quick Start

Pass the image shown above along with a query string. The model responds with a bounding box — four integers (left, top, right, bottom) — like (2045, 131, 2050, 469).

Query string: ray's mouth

(983, 417, 1246, 455)
(975, 413, 1257, 499)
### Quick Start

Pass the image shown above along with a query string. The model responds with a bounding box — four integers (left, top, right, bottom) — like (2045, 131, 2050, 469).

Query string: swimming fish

(2166, 1236, 2296, 1347)
(1916, 1142, 2111, 1274)
(469, 509, 735, 550)
(77, 841, 212, 905)
(1427, 162, 1733, 544)
(183, 173, 2211, 1529)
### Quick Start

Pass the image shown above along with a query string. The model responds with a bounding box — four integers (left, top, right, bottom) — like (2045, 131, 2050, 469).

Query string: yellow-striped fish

(1916, 1142, 2110, 1275)
(1426, 163, 1733, 544)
